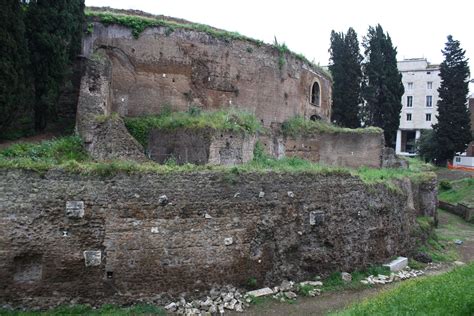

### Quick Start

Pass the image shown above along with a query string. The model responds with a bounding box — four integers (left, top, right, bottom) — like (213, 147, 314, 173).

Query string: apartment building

(395, 58, 441, 155)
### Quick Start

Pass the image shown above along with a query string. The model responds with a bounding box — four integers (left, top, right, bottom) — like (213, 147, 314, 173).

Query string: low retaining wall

(439, 200, 473, 222)
(148, 129, 256, 165)
(260, 132, 384, 168)
(0, 169, 436, 307)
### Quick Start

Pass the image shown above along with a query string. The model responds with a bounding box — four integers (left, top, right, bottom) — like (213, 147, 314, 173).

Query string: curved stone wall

(0, 169, 436, 307)
(82, 22, 332, 126)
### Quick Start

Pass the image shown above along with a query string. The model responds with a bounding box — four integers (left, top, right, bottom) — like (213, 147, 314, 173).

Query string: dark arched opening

(310, 81, 320, 106)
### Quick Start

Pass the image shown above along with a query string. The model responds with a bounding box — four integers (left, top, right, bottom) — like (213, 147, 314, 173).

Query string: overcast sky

(85, 0, 474, 92)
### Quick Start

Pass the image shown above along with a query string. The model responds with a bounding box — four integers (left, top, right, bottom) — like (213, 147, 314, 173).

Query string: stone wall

(148, 129, 256, 165)
(260, 132, 385, 168)
(0, 169, 436, 307)
(75, 56, 147, 162)
(82, 22, 332, 126)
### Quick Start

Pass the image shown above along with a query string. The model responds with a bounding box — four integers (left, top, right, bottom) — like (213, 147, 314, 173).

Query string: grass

(124, 108, 262, 147)
(85, 9, 332, 79)
(335, 263, 474, 316)
(0, 304, 165, 315)
(438, 178, 474, 207)
(0, 136, 88, 164)
(0, 136, 435, 194)
(417, 232, 458, 262)
(281, 116, 382, 137)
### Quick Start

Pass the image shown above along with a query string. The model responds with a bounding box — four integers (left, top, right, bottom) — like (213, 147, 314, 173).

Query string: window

(427, 81, 433, 89)
(407, 82, 413, 89)
(406, 113, 412, 121)
(455, 157, 461, 163)
(426, 113, 432, 121)
(426, 95, 432, 107)
(407, 96, 413, 107)
(310, 81, 320, 106)
(427, 71, 431, 74)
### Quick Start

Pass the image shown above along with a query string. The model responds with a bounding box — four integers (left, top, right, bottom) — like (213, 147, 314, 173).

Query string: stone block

(65, 201, 85, 218)
(83, 251, 102, 267)
(310, 211, 324, 226)
(384, 256, 408, 272)
(246, 287, 273, 297)
(224, 237, 234, 246)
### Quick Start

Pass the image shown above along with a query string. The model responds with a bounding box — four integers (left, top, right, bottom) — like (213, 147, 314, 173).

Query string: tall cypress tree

(362, 25, 404, 147)
(433, 35, 471, 164)
(26, 0, 84, 131)
(0, 0, 30, 135)
(329, 28, 363, 128)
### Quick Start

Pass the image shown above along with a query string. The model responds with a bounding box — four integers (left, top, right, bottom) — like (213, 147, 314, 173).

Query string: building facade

(395, 58, 440, 155)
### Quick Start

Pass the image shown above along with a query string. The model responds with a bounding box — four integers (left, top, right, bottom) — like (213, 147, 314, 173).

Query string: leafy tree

(25, 0, 85, 131)
(416, 130, 439, 162)
(433, 35, 471, 164)
(362, 25, 404, 147)
(0, 0, 30, 135)
(329, 28, 363, 128)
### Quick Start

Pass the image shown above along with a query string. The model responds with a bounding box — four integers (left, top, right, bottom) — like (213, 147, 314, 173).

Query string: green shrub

(439, 179, 452, 191)
(246, 277, 258, 289)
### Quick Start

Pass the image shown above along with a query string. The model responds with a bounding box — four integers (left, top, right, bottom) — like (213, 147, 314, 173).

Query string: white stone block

(65, 201, 84, 218)
(83, 250, 101, 267)
(246, 287, 273, 297)
(384, 256, 408, 272)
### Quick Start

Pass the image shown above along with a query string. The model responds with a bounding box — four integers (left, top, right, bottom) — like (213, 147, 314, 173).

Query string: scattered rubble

(360, 267, 424, 285)
(164, 285, 247, 315)
(341, 272, 352, 282)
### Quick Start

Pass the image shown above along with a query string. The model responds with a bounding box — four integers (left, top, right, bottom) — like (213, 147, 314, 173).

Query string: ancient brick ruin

(0, 170, 437, 308)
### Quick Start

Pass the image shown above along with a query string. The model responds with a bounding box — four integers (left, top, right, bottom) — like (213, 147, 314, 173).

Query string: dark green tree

(433, 35, 471, 164)
(25, 0, 85, 131)
(0, 0, 30, 135)
(362, 24, 404, 147)
(329, 28, 363, 128)
(416, 130, 439, 162)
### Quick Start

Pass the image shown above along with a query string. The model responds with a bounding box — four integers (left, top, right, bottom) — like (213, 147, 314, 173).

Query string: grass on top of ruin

(281, 116, 383, 136)
(123, 107, 263, 147)
(84, 8, 332, 79)
(0, 136, 435, 189)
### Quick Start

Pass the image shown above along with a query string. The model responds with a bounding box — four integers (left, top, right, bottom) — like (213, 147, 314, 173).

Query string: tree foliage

(362, 25, 404, 147)
(329, 28, 363, 128)
(0, 0, 30, 134)
(433, 35, 471, 164)
(26, 0, 85, 131)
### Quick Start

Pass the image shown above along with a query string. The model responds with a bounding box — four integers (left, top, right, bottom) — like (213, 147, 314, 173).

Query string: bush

(439, 180, 452, 191)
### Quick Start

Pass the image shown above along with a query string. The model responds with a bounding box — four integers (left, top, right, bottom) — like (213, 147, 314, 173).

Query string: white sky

(85, 0, 474, 93)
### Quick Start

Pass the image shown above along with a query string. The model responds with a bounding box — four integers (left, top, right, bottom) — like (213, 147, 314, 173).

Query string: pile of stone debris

(164, 285, 246, 315)
(360, 267, 424, 285)
(164, 279, 324, 315)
